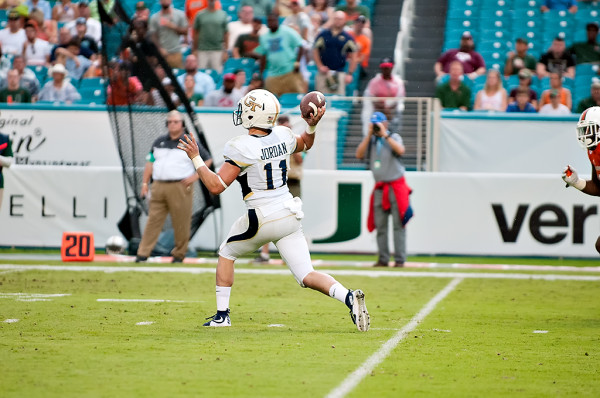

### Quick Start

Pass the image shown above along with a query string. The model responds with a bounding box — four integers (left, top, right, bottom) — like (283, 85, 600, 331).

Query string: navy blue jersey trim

(227, 209, 259, 243)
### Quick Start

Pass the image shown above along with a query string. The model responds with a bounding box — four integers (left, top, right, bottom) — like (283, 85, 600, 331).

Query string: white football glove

(562, 165, 586, 190)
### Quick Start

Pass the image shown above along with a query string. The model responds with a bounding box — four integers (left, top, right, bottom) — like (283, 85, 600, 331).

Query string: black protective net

(99, 0, 219, 251)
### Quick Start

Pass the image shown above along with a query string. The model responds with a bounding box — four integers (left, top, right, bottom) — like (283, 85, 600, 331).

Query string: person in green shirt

(0, 69, 32, 103)
(435, 61, 472, 111)
(504, 38, 538, 76)
(576, 81, 600, 113)
(192, 0, 229, 73)
(570, 22, 600, 65)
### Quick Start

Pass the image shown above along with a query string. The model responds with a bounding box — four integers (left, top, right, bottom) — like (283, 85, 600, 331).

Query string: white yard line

(0, 264, 599, 281)
(326, 278, 464, 398)
(97, 298, 201, 303)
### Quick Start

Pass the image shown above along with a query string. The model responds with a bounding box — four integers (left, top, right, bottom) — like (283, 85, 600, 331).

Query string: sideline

(326, 278, 464, 398)
(1, 264, 600, 281)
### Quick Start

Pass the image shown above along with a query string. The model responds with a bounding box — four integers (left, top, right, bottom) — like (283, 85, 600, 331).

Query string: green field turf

(1, 261, 599, 397)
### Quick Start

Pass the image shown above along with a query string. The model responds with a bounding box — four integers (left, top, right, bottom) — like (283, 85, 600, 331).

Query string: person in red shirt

(562, 106, 600, 254)
(184, 0, 221, 26)
(106, 61, 145, 105)
(348, 14, 371, 78)
(434, 31, 486, 81)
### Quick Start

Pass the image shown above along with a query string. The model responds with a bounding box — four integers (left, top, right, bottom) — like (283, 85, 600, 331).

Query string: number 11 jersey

(223, 125, 298, 208)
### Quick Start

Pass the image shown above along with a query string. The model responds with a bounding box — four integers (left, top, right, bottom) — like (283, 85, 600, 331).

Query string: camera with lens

(372, 123, 380, 134)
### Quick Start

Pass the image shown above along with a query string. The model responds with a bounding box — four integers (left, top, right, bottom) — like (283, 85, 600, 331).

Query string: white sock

(216, 286, 231, 311)
(329, 282, 349, 304)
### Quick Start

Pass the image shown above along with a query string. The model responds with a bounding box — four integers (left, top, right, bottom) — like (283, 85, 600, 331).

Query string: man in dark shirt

(537, 36, 575, 78)
(232, 17, 262, 58)
(0, 69, 31, 103)
(570, 22, 600, 65)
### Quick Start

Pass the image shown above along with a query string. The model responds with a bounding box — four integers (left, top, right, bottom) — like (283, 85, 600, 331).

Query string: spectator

(355, 111, 411, 268)
(312, 11, 358, 95)
(508, 68, 539, 110)
(135, 110, 209, 264)
(203, 72, 244, 107)
(149, 0, 188, 69)
(504, 38, 537, 77)
(37, 63, 81, 103)
(192, 0, 228, 73)
(537, 36, 575, 79)
(232, 16, 263, 59)
(305, 0, 334, 30)
(362, 57, 405, 134)
(106, 61, 145, 106)
(276, 0, 305, 18)
(2, 55, 40, 98)
(150, 76, 180, 107)
(0, 69, 32, 103)
(435, 60, 472, 110)
(66, 1, 101, 43)
(255, 114, 304, 263)
(575, 81, 600, 113)
(473, 69, 508, 111)
(539, 89, 572, 114)
(233, 68, 246, 91)
(0, 130, 13, 211)
(55, 37, 95, 80)
(253, 12, 305, 97)
(183, 74, 204, 106)
(238, 0, 273, 20)
(336, 0, 370, 29)
(540, 0, 577, 13)
(0, 9, 27, 55)
(29, 8, 58, 44)
(25, 0, 51, 20)
(120, 18, 160, 90)
(349, 15, 371, 78)
(244, 72, 263, 93)
(540, 71, 572, 109)
(435, 31, 486, 81)
(569, 22, 600, 65)
(23, 21, 51, 66)
(133, 1, 150, 21)
(226, 5, 265, 53)
(52, 0, 79, 23)
(283, 0, 312, 42)
(73, 17, 98, 57)
(89, 0, 114, 22)
(176, 54, 216, 98)
(52, 26, 93, 62)
(506, 87, 537, 113)
(185, 0, 222, 26)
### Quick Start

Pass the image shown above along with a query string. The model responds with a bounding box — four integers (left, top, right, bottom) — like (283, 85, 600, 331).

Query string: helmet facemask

(577, 121, 600, 149)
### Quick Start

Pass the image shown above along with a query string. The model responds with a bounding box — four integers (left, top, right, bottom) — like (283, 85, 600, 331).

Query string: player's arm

(294, 106, 326, 153)
(562, 165, 600, 197)
(178, 134, 239, 195)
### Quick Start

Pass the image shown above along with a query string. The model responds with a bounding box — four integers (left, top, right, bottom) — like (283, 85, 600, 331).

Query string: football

(300, 91, 326, 118)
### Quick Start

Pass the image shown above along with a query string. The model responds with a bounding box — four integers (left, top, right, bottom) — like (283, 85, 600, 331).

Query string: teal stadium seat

(27, 65, 49, 85)
(278, 93, 303, 108)
(78, 77, 105, 89)
(77, 87, 106, 105)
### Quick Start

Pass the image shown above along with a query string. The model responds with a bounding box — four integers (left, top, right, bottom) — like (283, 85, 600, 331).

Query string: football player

(178, 89, 370, 331)
(562, 106, 600, 254)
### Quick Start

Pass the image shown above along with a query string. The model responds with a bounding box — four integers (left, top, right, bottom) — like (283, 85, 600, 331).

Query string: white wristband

(573, 178, 586, 191)
(192, 155, 205, 170)
(307, 124, 317, 135)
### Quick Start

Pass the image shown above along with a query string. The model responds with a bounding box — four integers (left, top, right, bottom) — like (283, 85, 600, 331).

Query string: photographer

(355, 111, 412, 267)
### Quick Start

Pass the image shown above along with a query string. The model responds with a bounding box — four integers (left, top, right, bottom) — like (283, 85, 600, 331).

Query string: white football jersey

(223, 125, 298, 208)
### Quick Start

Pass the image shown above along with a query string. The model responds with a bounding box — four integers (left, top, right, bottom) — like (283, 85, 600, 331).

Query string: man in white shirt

(0, 10, 27, 55)
(539, 89, 572, 115)
(176, 54, 216, 98)
(23, 22, 51, 66)
(226, 5, 266, 52)
(65, 1, 102, 43)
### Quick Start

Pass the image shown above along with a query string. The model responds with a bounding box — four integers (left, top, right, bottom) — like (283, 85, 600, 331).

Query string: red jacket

(367, 176, 412, 232)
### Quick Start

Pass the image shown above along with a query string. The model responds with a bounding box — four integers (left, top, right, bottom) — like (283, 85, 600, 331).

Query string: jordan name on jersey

(224, 125, 298, 207)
